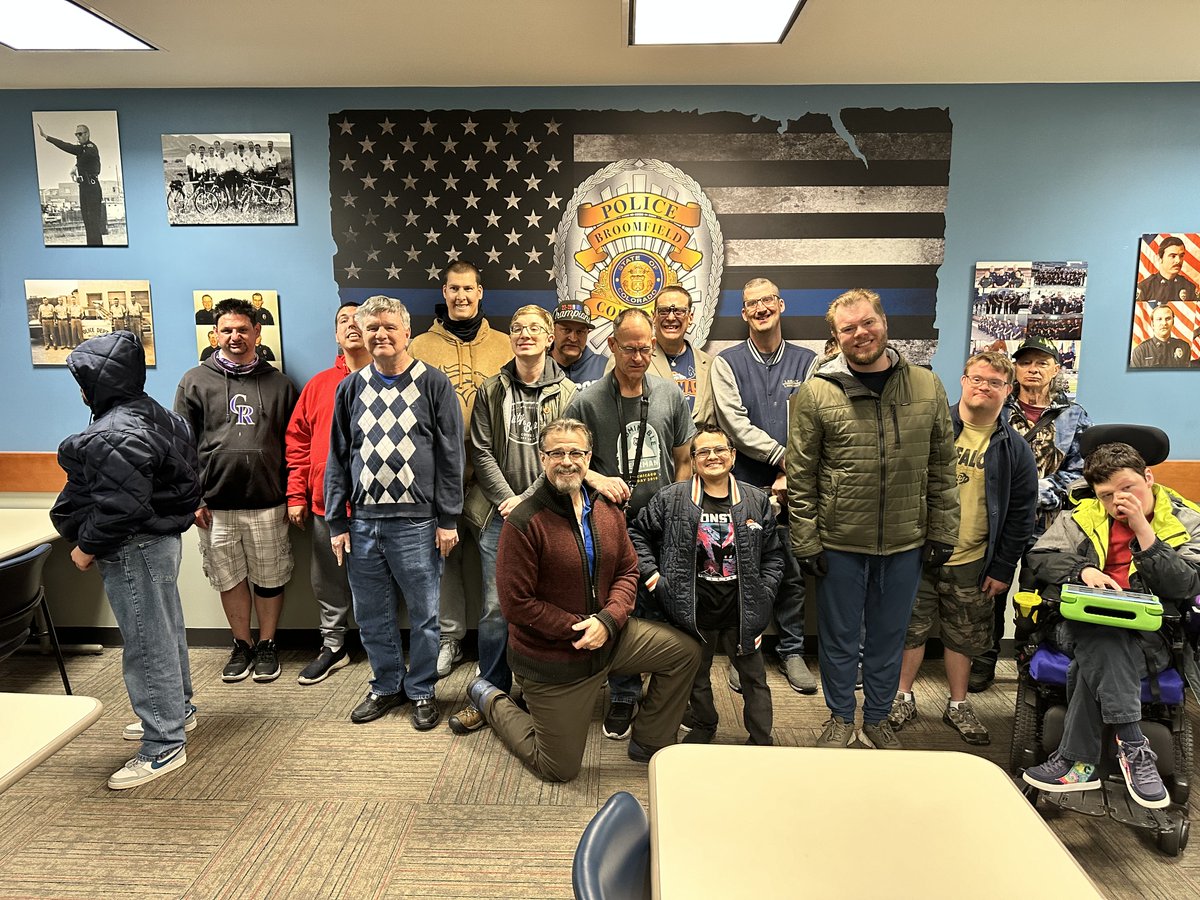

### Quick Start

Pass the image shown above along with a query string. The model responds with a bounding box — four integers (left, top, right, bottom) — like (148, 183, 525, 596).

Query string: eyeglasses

(616, 344, 654, 358)
(509, 323, 548, 336)
(743, 294, 780, 311)
(655, 306, 689, 319)
(693, 446, 733, 459)
(964, 374, 1009, 390)
(541, 448, 591, 462)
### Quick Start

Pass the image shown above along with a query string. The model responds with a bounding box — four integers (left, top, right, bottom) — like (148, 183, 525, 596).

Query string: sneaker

(727, 666, 742, 694)
(780, 656, 818, 694)
(627, 739, 658, 764)
(968, 657, 996, 694)
(860, 720, 903, 750)
(815, 715, 855, 748)
(107, 746, 187, 790)
(412, 698, 440, 730)
(943, 700, 990, 745)
(436, 639, 463, 678)
(887, 693, 917, 731)
(252, 639, 281, 682)
(222, 639, 255, 682)
(297, 646, 350, 685)
(350, 690, 405, 724)
(603, 700, 638, 740)
(1023, 750, 1100, 793)
(448, 705, 487, 735)
(1116, 736, 1170, 809)
(123, 709, 197, 741)
(855, 664, 864, 690)
(681, 725, 715, 744)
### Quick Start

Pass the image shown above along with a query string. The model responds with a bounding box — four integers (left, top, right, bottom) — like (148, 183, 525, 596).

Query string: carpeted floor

(0, 646, 1197, 898)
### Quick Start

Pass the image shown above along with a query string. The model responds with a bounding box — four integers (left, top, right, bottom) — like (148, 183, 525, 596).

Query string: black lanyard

(616, 392, 650, 488)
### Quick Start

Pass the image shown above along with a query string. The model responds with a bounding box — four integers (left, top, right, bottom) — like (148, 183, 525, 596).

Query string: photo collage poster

(1129, 233, 1200, 369)
(971, 261, 1086, 395)
(193, 290, 283, 371)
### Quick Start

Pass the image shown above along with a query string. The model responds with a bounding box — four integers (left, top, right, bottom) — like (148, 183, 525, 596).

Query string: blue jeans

(773, 523, 806, 658)
(478, 515, 512, 694)
(97, 533, 193, 759)
(817, 548, 922, 724)
(347, 517, 442, 700)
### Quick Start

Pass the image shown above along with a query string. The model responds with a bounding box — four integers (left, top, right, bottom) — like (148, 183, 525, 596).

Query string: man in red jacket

(456, 417, 700, 782)
(285, 301, 370, 684)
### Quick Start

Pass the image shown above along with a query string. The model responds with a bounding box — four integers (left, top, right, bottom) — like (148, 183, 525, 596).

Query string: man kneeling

(1022, 440, 1200, 808)
(458, 418, 701, 782)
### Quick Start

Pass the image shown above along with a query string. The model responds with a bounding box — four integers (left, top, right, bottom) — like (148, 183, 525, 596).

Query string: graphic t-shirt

(696, 491, 739, 630)
(663, 344, 697, 412)
(949, 421, 992, 566)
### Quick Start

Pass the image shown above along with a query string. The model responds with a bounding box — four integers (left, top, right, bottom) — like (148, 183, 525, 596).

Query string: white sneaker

(123, 709, 197, 741)
(436, 639, 463, 678)
(107, 746, 187, 790)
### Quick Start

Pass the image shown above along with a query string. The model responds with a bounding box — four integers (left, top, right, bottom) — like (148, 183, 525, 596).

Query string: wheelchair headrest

(1079, 424, 1170, 467)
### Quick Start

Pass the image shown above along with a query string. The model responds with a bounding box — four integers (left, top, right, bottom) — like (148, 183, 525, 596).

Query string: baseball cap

(1012, 336, 1060, 364)
(553, 302, 594, 328)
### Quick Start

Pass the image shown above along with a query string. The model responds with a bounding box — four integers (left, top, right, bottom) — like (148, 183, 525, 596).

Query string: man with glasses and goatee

(710, 277, 819, 695)
(564, 308, 695, 743)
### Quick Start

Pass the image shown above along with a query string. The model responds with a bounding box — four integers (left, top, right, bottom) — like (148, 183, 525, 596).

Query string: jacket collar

(690, 474, 741, 506)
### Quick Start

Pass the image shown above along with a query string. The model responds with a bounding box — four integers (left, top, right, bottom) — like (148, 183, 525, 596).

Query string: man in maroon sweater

(458, 417, 701, 782)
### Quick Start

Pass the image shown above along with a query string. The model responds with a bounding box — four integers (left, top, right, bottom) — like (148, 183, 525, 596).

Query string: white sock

(949, 699, 967, 709)
(898, 691, 913, 701)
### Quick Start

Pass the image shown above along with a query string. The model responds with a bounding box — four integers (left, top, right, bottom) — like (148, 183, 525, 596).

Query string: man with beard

(453, 417, 700, 781)
(788, 289, 959, 750)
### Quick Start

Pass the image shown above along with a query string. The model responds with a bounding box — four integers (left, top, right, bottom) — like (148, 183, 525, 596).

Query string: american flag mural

(1131, 233, 1200, 366)
(329, 107, 951, 358)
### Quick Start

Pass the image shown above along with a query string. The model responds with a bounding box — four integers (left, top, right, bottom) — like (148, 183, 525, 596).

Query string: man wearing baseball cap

(970, 335, 1092, 691)
(550, 303, 608, 389)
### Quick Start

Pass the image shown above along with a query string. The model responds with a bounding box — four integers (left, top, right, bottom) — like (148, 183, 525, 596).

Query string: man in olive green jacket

(787, 289, 959, 750)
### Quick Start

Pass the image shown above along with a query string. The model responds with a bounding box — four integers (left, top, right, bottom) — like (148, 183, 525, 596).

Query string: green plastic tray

(1059, 583, 1163, 632)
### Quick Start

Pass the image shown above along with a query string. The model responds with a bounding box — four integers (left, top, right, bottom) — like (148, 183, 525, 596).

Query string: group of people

(1031, 264, 1087, 287)
(35, 289, 144, 351)
(183, 140, 284, 204)
(47, 266, 1198, 815)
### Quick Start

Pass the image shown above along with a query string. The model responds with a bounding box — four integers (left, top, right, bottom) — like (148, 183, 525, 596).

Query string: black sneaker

(222, 639, 256, 682)
(252, 639, 281, 682)
(297, 647, 350, 685)
(603, 700, 638, 740)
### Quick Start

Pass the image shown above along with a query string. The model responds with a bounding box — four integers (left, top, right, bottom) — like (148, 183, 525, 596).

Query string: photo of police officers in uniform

(1129, 234, 1200, 369)
(25, 279, 156, 367)
(193, 290, 285, 369)
(32, 110, 128, 247)
(161, 132, 294, 225)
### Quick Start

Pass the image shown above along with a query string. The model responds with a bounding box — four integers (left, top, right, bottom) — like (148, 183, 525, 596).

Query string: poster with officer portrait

(1129, 233, 1200, 369)
(25, 279, 154, 367)
(163, 133, 294, 225)
(193, 290, 284, 371)
(32, 111, 127, 247)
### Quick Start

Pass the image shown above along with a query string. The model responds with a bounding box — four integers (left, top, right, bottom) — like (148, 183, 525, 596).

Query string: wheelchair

(1007, 424, 1196, 856)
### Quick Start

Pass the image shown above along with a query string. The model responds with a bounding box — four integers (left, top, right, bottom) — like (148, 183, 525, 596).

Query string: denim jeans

(817, 547, 922, 724)
(347, 517, 442, 700)
(97, 533, 193, 760)
(478, 514, 512, 693)
(773, 523, 807, 658)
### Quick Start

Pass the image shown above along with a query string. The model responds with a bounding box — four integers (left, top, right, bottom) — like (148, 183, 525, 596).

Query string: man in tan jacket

(410, 260, 512, 677)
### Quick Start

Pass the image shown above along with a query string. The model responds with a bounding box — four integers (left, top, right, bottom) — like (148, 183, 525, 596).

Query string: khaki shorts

(197, 505, 293, 592)
(904, 557, 992, 657)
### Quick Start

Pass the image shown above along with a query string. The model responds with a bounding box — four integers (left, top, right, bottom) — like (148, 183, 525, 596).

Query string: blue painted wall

(2, 85, 1197, 455)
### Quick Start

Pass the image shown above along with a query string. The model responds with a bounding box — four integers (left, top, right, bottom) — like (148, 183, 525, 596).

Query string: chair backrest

(0, 544, 53, 663)
(572, 791, 651, 900)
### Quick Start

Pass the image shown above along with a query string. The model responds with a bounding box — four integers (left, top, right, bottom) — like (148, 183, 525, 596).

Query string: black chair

(0, 544, 71, 693)
(572, 791, 651, 900)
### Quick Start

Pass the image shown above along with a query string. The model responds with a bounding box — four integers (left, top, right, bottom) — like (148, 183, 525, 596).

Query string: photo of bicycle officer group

(161, 132, 295, 226)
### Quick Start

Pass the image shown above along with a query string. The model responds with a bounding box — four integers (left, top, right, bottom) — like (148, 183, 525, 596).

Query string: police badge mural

(556, 158, 723, 350)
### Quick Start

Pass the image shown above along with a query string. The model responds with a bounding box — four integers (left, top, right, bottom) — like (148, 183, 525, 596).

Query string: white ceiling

(0, 0, 1193, 89)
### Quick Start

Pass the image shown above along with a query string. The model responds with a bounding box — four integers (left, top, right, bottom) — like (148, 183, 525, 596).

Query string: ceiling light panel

(0, 0, 154, 51)
(630, 0, 805, 45)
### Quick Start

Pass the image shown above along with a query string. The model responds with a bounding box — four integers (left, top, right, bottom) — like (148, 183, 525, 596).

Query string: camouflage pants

(905, 557, 992, 657)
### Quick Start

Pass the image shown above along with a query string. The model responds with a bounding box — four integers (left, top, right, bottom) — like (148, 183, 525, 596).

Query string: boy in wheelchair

(1021, 439, 1200, 808)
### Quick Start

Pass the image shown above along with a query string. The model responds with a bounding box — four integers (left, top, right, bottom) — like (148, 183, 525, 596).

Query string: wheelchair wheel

(1157, 819, 1189, 856)
(1010, 680, 1040, 774)
(1173, 722, 1194, 804)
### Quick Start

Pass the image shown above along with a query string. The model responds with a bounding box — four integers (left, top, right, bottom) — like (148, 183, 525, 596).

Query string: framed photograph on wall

(193, 290, 283, 370)
(971, 260, 1086, 395)
(163, 133, 295, 225)
(25, 279, 154, 367)
(32, 111, 128, 247)
(1129, 233, 1200, 369)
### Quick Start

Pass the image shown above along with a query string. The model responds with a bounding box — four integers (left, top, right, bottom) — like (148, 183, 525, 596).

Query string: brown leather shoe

(448, 705, 487, 735)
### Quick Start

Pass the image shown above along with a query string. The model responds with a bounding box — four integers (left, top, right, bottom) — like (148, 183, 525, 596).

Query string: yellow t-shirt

(948, 421, 992, 566)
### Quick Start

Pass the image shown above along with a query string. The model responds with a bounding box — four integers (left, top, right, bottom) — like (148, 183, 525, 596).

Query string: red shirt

(1103, 519, 1135, 589)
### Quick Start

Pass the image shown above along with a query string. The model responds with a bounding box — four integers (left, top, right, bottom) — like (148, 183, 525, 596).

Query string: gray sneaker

(1116, 736, 1170, 809)
(436, 639, 463, 678)
(943, 700, 990, 745)
(860, 720, 903, 750)
(815, 715, 855, 748)
(887, 693, 917, 731)
(780, 656, 818, 694)
(727, 666, 741, 694)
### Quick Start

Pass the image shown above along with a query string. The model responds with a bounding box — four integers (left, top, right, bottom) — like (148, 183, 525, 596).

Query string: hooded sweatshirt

(174, 353, 298, 510)
(52, 331, 201, 556)
(285, 353, 352, 517)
